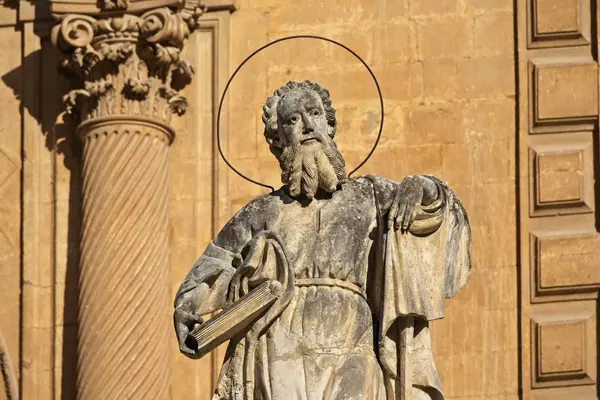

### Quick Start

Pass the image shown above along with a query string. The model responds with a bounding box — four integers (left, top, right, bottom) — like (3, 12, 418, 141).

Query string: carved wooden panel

(529, 132, 594, 216)
(529, 61, 598, 133)
(518, 0, 600, 397)
(531, 301, 596, 388)
(530, 230, 600, 298)
(528, 0, 591, 47)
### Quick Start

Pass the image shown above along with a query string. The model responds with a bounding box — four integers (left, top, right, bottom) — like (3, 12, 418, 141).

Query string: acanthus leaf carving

(99, 42, 135, 63)
(168, 94, 188, 116)
(182, 0, 208, 31)
(158, 85, 177, 99)
(51, 5, 205, 125)
(124, 78, 151, 99)
(63, 89, 91, 116)
(171, 59, 195, 88)
(80, 46, 104, 74)
(84, 78, 114, 97)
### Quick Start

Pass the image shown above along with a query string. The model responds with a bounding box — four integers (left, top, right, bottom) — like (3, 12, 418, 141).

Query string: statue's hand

(389, 175, 431, 232)
(174, 304, 203, 356)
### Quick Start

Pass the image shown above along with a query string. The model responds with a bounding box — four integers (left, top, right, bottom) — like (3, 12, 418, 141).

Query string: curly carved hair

(262, 81, 337, 156)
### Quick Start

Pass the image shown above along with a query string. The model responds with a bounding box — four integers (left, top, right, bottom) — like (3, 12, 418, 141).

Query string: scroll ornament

(51, 4, 206, 124)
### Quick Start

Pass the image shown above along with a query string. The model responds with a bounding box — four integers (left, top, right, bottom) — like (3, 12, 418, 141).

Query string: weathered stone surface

(539, 322, 583, 374)
(174, 81, 471, 399)
(224, 3, 518, 398)
(417, 17, 470, 60)
(0, 0, 527, 398)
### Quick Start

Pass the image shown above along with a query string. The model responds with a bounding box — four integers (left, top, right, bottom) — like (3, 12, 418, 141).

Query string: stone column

(50, 3, 204, 398)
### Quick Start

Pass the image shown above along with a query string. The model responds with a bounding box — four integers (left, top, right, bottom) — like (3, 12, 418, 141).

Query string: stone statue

(174, 81, 471, 400)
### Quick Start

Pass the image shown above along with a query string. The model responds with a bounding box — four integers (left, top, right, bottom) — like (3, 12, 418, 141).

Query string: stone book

(185, 280, 281, 359)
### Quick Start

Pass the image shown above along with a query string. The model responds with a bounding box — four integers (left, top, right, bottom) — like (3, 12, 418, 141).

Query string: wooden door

(517, 0, 599, 398)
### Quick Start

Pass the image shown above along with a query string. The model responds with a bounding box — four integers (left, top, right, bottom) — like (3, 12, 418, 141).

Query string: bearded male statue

(174, 81, 471, 400)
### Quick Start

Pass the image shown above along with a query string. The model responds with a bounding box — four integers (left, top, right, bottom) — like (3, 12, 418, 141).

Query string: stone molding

(50, 0, 186, 19)
(77, 114, 175, 142)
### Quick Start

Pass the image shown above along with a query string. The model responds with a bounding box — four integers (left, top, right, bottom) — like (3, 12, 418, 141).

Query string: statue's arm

(366, 174, 443, 233)
(174, 242, 239, 316)
(173, 199, 260, 355)
(174, 201, 260, 314)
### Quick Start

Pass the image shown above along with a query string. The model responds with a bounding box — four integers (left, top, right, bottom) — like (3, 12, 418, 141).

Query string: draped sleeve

(174, 196, 270, 316)
(368, 175, 472, 399)
(379, 176, 471, 323)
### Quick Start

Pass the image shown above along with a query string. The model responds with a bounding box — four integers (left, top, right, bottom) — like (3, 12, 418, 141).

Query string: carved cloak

(369, 176, 472, 399)
(175, 176, 471, 400)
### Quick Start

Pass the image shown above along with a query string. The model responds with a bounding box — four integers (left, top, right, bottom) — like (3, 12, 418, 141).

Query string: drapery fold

(174, 176, 471, 400)
(372, 177, 471, 399)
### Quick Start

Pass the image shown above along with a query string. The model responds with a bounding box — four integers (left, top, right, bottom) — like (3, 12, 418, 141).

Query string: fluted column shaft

(76, 120, 172, 398)
(51, 3, 204, 397)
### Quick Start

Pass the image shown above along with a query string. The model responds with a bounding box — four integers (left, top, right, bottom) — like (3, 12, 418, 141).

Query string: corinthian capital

(50, 0, 206, 127)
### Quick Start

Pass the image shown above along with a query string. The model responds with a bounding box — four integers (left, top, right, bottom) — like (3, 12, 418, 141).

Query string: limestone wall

(0, 0, 569, 399)
(223, 1, 518, 399)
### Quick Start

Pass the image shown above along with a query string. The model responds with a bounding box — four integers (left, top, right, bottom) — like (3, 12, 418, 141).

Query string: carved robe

(175, 175, 471, 400)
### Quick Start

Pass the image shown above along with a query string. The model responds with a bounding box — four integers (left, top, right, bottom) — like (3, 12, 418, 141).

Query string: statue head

(262, 81, 347, 199)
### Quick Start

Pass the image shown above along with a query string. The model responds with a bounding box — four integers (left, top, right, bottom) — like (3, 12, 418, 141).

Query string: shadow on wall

(1, 18, 82, 400)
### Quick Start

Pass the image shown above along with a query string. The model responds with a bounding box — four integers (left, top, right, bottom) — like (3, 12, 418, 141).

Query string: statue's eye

(290, 116, 299, 123)
(312, 110, 320, 116)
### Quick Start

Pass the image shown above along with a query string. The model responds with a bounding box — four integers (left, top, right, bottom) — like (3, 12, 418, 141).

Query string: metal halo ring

(216, 35, 385, 192)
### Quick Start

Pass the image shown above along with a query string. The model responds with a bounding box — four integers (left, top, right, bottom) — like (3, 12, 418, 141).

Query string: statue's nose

(302, 115, 314, 134)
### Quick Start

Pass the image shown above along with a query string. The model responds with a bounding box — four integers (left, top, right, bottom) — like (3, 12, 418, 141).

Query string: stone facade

(226, 2, 517, 399)
(0, 0, 596, 399)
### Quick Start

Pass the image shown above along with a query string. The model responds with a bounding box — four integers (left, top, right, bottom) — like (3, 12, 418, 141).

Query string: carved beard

(279, 138, 347, 199)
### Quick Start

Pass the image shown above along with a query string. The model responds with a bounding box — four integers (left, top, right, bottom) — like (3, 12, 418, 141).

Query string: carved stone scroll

(50, 1, 205, 397)
(51, 6, 204, 125)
